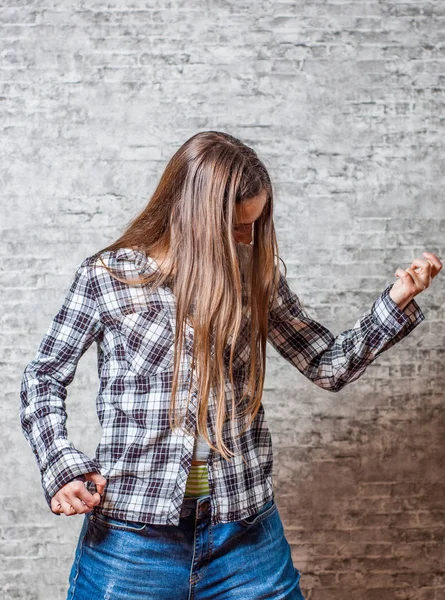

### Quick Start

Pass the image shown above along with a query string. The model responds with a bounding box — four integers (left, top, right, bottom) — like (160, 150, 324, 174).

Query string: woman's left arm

(267, 251, 442, 393)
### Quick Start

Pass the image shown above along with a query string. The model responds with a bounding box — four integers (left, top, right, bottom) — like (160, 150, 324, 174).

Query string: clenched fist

(51, 472, 107, 517)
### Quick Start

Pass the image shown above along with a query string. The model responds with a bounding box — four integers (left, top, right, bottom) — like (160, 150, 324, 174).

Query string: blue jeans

(66, 495, 305, 599)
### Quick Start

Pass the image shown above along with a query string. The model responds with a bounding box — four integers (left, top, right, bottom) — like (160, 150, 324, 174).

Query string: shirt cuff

(371, 283, 426, 338)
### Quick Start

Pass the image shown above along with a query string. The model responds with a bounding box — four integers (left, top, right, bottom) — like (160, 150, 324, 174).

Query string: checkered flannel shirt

(19, 244, 426, 526)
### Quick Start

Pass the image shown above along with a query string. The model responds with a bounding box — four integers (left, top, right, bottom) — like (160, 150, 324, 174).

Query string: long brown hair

(95, 131, 282, 462)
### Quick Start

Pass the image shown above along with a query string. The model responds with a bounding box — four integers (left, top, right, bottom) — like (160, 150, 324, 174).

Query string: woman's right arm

(19, 259, 104, 514)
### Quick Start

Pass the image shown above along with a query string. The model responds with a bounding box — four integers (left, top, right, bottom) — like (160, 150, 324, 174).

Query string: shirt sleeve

(267, 268, 426, 393)
(19, 260, 103, 513)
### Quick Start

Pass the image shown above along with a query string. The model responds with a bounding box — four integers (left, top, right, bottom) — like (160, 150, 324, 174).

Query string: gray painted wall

(3, 1, 444, 598)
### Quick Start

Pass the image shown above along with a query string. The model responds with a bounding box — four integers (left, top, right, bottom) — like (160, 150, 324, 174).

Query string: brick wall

(4, 1, 444, 598)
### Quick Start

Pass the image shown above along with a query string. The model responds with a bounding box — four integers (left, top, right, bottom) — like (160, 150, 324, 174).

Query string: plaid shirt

(19, 244, 426, 526)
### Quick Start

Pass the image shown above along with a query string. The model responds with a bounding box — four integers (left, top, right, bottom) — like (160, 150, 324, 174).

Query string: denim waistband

(180, 494, 211, 519)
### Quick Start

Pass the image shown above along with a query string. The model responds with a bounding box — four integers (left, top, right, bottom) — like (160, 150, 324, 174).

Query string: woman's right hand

(50, 472, 107, 516)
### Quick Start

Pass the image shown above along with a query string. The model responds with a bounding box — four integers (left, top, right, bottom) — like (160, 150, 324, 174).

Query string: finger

(422, 251, 443, 273)
(395, 267, 426, 294)
(411, 261, 432, 278)
(67, 494, 92, 514)
(51, 498, 63, 514)
(405, 266, 427, 291)
(409, 261, 432, 287)
(395, 268, 414, 285)
(410, 257, 431, 272)
(60, 500, 76, 516)
(85, 472, 107, 495)
(68, 480, 98, 509)
(78, 488, 101, 509)
(91, 492, 102, 506)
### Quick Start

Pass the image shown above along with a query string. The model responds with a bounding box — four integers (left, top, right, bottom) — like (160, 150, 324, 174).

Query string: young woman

(20, 131, 441, 600)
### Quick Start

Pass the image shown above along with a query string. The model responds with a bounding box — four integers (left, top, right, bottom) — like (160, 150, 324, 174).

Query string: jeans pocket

(238, 498, 277, 528)
(90, 511, 147, 532)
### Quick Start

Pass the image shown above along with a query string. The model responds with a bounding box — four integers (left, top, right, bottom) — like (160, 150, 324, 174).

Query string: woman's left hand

(390, 251, 442, 307)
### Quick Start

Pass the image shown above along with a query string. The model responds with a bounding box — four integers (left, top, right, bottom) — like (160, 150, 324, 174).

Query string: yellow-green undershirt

(184, 463, 210, 498)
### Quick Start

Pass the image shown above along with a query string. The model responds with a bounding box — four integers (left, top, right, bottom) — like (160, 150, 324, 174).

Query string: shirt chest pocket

(117, 307, 175, 377)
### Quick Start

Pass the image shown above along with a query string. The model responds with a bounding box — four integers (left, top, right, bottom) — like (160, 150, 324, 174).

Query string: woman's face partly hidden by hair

(232, 190, 268, 245)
